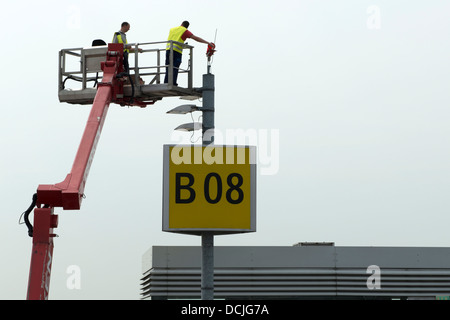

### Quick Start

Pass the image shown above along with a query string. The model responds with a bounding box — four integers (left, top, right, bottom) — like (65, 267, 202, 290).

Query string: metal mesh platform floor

(59, 84, 202, 105)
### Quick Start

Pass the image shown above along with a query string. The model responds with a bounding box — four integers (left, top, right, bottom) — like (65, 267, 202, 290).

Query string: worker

(112, 22, 142, 72)
(164, 21, 214, 85)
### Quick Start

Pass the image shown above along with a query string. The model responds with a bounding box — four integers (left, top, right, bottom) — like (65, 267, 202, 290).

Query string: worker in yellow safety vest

(112, 22, 142, 72)
(164, 21, 213, 85)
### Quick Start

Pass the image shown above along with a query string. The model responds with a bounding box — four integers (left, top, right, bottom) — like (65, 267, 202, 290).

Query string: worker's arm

(113, 33, 143, 53)
(190, 34, 212, 46)
(129, 46, 143, 53)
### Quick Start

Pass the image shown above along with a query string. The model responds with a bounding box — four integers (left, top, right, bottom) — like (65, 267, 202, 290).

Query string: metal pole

(201, 232, 214, 300)
(201, 69, 215, 300)
(202, 71, 215, 145)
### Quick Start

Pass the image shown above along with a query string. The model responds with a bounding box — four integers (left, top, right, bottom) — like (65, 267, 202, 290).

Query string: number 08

(204, 173, 244, 204)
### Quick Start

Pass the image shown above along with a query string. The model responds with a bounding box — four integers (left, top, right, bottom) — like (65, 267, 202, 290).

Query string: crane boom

(36, 45, 123, 210)
(26, 43, 124, 299)
(25, 39, 202, 299)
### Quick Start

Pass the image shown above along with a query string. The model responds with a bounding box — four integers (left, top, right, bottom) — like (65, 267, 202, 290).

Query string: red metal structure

(25, 43, 151, 300)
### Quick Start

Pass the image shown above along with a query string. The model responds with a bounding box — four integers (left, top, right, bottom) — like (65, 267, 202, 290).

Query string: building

(141, 243, 450, 300)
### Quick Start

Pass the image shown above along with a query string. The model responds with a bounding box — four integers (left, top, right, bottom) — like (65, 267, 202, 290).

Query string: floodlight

(166, 104, 201, 115)
(179, 95, 200, 101)
(174, 122, 202, 132)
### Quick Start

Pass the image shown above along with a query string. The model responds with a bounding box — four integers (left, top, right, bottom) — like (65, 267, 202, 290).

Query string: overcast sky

(1, 0, 450, 300)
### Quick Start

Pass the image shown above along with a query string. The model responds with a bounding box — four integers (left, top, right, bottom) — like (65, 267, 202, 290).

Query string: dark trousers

(123, 51, 130, 73)
(164, 50, 182, 85)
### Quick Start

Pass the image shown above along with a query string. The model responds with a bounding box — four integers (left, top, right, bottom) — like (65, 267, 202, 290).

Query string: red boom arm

(26, 43, 124, 300)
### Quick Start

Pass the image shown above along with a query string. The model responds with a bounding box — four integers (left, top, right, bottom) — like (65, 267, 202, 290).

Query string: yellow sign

(162, 145, 256, 234)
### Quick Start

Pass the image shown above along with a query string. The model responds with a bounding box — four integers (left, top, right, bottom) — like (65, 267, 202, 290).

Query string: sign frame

(162, 144, 257, 235)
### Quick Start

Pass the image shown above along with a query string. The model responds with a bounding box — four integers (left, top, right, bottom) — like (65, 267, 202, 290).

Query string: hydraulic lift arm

(25, 38, 210, 299)
(26, 43, 126, 300)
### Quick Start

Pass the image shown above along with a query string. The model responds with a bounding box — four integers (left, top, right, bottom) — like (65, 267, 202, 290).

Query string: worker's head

(121, 22, 130, 32)
(181, 21, 190, 28)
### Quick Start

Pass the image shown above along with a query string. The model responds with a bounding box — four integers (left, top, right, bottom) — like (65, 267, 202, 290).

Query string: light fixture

(174, 122, 202, 132)
(179, 95, 200, 101)
(166, 104, 201, 115)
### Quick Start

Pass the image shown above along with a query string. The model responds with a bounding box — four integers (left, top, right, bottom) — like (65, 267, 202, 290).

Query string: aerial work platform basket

(58, 41, 201, 106)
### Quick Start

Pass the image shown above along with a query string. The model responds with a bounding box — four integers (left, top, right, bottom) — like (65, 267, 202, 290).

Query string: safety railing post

(81, 49, 87, 90)
(188, 46, 193, 89)
(134, 43, 140, 87)
(157, 49, 161, 84)
(169, 41, 174, 86)
(58, 50, 64, 92)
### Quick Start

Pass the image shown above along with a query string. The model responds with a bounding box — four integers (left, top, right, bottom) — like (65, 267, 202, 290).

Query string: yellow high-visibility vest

(166, 26, 187, 54)
(113, 32, 129, 53)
